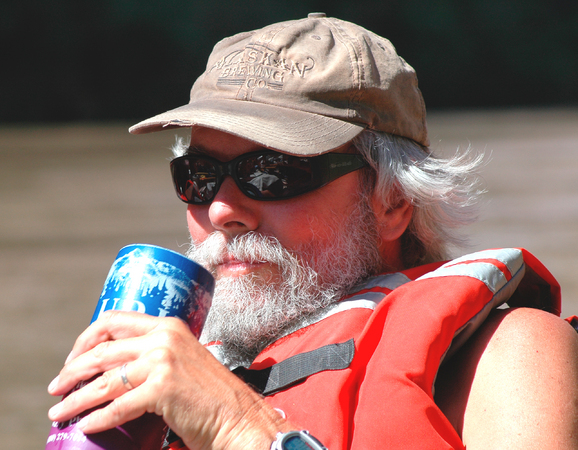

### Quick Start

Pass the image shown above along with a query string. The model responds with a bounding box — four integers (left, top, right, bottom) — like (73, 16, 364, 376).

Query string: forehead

(189, 127, 272, 160)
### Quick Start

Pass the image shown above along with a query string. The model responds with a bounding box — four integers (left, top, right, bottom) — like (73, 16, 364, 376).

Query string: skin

(46, 128, 412, 450)
(47, 128, 578, 449)
(436, 307, 578, 449)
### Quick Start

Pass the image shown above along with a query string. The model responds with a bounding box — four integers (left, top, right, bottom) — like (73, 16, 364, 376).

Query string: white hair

(352, 130, 486, 267)
(171, 136, 189, 157)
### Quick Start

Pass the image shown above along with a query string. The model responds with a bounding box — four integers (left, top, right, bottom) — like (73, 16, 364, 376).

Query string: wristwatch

(271, 430, 328, 450)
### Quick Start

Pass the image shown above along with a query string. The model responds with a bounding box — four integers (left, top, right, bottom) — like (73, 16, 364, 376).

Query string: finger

(82, 360, 155, 434)
(49, 361, 147, 425)
(78, 388, 150, 435)
(66, 311, 163, 364)
(52, 361, 155, 434)
(119, 363, 135, 391)
(53, 314, 188, 395)
(49, 318, 192, 396)
(48, 364, 129, 423)
(50, 336, 142, 396)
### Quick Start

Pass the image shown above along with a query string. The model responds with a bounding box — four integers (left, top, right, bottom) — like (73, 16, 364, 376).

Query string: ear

(371, 193, 413, 243)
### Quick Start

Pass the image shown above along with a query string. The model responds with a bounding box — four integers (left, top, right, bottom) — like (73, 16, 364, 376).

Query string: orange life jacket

(227, 248, 562, 449)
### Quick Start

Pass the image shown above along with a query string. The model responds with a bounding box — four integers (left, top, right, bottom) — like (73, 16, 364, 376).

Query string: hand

(47, 310, 291, 450)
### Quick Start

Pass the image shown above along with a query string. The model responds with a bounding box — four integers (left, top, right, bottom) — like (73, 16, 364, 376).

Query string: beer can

(46, 244, 214, 450)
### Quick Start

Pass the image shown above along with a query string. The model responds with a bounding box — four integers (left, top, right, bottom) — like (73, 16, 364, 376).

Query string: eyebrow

(185, 146, 209, 156)
(185, 145, 279, 158)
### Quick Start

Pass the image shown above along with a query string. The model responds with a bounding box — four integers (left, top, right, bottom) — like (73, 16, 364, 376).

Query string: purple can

(46, 244, 214, 450)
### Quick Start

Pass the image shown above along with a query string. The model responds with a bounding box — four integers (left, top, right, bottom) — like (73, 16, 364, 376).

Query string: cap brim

(129, 98, 365, 155)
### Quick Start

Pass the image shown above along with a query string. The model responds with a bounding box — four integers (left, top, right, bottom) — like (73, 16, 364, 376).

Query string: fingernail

(65, 351, 74, 364)
(48, 375, 59, 393)
(48, 403, 62, 420)
(77, 415, 90, 431)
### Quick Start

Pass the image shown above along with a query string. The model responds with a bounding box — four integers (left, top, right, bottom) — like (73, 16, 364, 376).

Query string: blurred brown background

(1, 108, 577, 448)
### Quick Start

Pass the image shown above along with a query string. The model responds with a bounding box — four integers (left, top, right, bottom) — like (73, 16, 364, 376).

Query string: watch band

(271, 430, 328, 450)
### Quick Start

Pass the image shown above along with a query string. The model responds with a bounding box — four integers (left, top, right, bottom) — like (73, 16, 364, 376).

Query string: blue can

(91, 244, 214, 336)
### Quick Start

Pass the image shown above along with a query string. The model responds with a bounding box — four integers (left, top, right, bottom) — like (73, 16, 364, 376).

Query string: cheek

(280, 175, 362, 244)
(264, 199, 336, 249)
(267, 207, 314, 247)
(186, 205, 211, 242)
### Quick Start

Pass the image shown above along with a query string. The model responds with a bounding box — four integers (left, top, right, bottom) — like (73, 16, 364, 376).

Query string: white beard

(186, 195, 383, 367)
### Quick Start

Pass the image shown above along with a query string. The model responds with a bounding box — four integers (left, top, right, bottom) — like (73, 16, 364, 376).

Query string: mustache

(186, 232, 302, 272)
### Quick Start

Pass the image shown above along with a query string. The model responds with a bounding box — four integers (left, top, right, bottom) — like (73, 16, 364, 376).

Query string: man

(48, 13, 578, 449)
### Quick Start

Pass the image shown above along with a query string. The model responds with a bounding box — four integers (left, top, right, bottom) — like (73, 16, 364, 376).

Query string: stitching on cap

(324, 18, 362, 121)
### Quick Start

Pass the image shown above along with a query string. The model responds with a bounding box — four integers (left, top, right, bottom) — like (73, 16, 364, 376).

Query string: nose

(208, 176, 260, 235)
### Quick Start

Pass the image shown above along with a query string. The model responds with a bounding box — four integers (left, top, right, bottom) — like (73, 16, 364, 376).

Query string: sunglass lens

(236, 153, 315, 199)
(172, 157, 218, 204)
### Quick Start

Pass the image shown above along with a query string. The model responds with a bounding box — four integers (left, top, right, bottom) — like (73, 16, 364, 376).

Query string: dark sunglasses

(170, 149, 367, 205)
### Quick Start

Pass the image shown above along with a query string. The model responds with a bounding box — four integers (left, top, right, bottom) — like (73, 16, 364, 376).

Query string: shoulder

(479, 307, 578, 353)
(435, 307, 578, 449)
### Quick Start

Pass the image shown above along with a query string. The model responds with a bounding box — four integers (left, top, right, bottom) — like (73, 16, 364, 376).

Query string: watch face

(284, 436, 315, 450)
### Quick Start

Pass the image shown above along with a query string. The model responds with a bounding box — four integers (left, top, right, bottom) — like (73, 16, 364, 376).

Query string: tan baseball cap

(129, 13, 429, 154)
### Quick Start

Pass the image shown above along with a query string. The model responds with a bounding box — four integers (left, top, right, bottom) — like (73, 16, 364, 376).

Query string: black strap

(233, 339, 355, 396)
(570, 317, 578, 333)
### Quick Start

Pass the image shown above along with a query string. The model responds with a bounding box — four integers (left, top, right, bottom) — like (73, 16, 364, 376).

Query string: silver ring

(119, 363, 134, 390)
